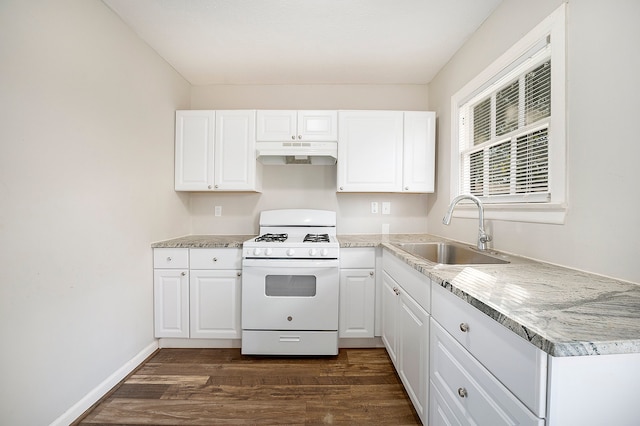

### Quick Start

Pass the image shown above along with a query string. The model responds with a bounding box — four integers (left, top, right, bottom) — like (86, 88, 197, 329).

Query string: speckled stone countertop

(152, 233, 640, 357)
(151, 234, 256, 248)
(340, 233, 640, 357)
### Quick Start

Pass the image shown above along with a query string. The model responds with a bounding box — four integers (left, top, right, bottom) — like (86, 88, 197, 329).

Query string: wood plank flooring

(74, 348, 421, 425)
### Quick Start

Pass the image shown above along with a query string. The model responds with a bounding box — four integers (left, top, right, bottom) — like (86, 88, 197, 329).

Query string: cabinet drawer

(430, 319, 543, 426)
(431, 283, 547, 417)
(241, 330, 338, 356)
(190, 248, 242, 269)
(382, 251, 430, 313)
(153, 248, 189, 269)
(340, 247, 375, 268)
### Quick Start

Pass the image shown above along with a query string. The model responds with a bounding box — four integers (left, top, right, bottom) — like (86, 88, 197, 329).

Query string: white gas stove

(241, 209, 340, 356)
(242, 209, 339, 259)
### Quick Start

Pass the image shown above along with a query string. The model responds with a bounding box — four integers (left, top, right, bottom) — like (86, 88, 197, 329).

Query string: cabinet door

(297, 110, 337, 141)
(339, 269, 375, 338)
(190, 270, 242, 339)
(256, 110, 297, 141)
(403, 111, 435, 193)
(430, 381, 464, 426)
(337, 111, 403, 192)
(381, 271, 399, 366)
(175, 110, 215, 191)
(398, 290, 429, 423)
(154, 269, 189, 338)
(215, 110, 257, 191)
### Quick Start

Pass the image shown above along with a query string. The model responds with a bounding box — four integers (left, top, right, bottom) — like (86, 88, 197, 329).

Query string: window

(450, 4, 566, 224)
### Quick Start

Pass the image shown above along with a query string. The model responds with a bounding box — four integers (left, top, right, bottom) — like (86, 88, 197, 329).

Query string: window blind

(458, 42, 552, 204)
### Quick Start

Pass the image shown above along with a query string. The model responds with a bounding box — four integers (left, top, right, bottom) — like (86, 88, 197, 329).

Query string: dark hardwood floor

(74, 347, 421, 425)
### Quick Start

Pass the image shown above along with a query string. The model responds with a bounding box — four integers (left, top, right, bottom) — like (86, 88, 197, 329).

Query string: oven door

(242, 258, 339, 331)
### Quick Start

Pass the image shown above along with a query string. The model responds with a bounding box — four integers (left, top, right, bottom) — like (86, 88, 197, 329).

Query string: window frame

(450, 4, 567, 224)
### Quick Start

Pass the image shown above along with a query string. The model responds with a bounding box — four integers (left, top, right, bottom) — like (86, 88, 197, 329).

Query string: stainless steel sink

(391, 242, 509, 265)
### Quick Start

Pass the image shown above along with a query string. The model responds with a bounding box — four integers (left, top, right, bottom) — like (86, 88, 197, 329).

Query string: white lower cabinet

(153, 248, 242, 340)
(339, 248, 376, 339)
(154, 268, 189, 338)
(430, 282, 546, 426)
(430, 319, 543, 426)
(190, 269, 241, 339)
(382, 252, 430, 424)
(153, 248, 190, 338)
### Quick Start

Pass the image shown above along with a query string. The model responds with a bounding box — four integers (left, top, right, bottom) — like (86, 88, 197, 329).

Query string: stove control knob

(265, 248, 273, 256)
(309, 248, 317, 256)
(286, 249, 295, 257)
(253, 248, 262, 256)
(320, 248, 329, 257)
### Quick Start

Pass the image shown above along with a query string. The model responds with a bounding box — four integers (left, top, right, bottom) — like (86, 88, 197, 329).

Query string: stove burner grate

(303, 233, 330, 243)
(255, 233, 288, 242)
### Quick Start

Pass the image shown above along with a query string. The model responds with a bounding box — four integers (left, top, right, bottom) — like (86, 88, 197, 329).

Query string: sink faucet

(442, 194, 492, 251)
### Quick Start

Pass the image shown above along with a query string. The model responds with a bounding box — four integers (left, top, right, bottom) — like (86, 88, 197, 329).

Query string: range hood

(256, 141, 337, 165)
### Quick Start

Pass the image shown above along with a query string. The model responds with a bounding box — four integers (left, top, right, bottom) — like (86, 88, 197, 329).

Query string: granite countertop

(151, 234, 256, 248)
(152, 233, 640, 357)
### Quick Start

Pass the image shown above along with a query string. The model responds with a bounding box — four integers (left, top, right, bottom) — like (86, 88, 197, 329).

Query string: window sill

(451, 203, 567, 225)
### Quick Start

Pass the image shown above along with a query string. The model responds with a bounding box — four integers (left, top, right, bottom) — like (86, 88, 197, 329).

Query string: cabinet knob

(208, 185, 212, 189)
(212, 257, 218, 262)
(369, 271, 374, 276)
(291, 135, 296, 140)
(405, 186, 409, 190)
(166, 257, 172, 262)
(237, 272, 242, 277)
(214, 184, 219, 189)
(339, 186, 344, 191)
(457, 387, 468, 398)
(181, 271, 186, 276)
(459, 323, 469, 332)
(298, 135, 302, 140)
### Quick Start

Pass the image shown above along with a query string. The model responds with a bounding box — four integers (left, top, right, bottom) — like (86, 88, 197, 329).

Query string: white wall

(427, 0, 640, 284)
(0, 1, 191, 424)
(190, 84, 431, 235)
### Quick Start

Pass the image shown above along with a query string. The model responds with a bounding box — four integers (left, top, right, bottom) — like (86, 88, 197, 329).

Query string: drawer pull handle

(459, 323, 469, 332)
(166, 257, 172, 262)
(458, 387, 468, 398)
(393, 287, 400, 296)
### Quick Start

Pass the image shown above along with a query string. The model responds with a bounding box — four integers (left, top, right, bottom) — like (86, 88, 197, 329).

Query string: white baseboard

(50, 341, 159, 426)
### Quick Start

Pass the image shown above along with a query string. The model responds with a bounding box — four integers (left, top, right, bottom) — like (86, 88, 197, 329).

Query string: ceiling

(103, 0, 502, 86)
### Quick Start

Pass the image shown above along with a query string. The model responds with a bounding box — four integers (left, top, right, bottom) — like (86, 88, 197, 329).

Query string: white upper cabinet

(215, 110, 260, 191)
(403, 111, 435, 193)
(337, 110, 404, 192)
(257, 110, 337, 141)
(175, 110, 260, 192)
(337, 110, 435, 193)
(175, 110, 215, 191)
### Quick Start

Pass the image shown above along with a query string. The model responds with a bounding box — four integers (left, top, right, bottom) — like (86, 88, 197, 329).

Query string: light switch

(214, 206, 222, 216)
(382, 202, 391, 215)
(371, 202, 379, 214)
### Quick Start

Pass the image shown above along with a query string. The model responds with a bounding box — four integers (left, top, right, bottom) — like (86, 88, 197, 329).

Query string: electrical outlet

(214, 206, 222, 217)
(382, 202, 391, 215)
(371, 202, 379, 214)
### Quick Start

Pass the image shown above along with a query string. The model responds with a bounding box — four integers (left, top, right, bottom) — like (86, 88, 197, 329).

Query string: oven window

(265, 275, 317, 297)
